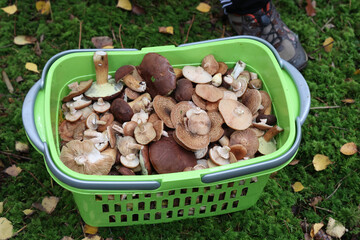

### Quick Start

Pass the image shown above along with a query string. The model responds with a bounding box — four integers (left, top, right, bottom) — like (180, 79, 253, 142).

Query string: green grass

(0, 0, 359, 239)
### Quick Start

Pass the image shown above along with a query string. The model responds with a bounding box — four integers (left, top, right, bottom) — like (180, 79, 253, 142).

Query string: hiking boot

(228, 2, 308, 70)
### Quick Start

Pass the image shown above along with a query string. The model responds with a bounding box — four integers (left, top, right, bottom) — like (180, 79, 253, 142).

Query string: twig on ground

(314, 206, 334, 213)
(0, 150, 31, 160)
(184, 14, 195, 44)
(308, 40, 334, 55)
(283, 220, 290, 233)
(321, 17, 334, 31)
(310, 105, 340, 110)
(13, 225, 27, 237)
(326, 182, 342, 200)
(111, 28, 117, 43)
(221, 25, 225, 38)
(315, 97, 327, 104)
(329, 126, 349, 131)
(119, 24, 124, 48)
(310, 17, 324, 33)
(1, 71, 14, 93)
(78, 20, 83, 49)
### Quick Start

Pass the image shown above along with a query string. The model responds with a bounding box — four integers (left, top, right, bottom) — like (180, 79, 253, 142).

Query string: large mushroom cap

(60, 140, 115, 175)
(149, 132, 197, 174)
(63, 79, 93, 102)
(174, 78, 194, 102)
(153, 95, 176, 128)
(170, 101, 196, 128)
(218, 99, 252, 130)
(182, 66, 212, 84)
(241, 89, 262, 115)
(208, 111, 225, 142)
(195, 84, 224, 103)
(230, 129, 259, 157)
(175, 123, 210, 150)
(139, 53, 176, 97)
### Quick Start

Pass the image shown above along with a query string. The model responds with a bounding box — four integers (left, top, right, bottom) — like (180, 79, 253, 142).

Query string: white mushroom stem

(112, 125, 124, 134)
(218, 135, 230, 147)
(224, 75, 242, 91)
(217, 146, 231, 159)
(131, 109, 149, 124)
(161, 130, 169, 137)
(96, 98, 106, 106)
(231, 60, 246, 80)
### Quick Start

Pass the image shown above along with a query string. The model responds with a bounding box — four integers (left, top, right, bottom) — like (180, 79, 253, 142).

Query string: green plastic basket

(22, 36, 310, 227)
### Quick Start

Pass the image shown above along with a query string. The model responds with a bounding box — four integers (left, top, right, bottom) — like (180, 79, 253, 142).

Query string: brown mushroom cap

(59, 120, 85, 142)
(241, 89, 262, 115)
(67, 94, 92, 110)
(191, 93, 207, 110)
(229, 144, 247, 160)
(62, 79, 93, 102)
(139, 53, 176, 97)
(256, 114, 277, 126)
(110, 98, 134, 123)
(123, 121, 138, 137)
(115, 65, 134, 80)
(218, 99, 252, 130)
(152, 120, 165, 141)
(217, 62, 228, 75)
(230, 129, 259, 157)
(201, 55, 219, 75)
(134, 122, 156, 145)
(149, 132, 197, 174)
(175, 123, 210, 150)
(60, 140, 115, 175)
(97, 112, 114, 132)
(153, 95, 176, 128)
(195, 84, 224, 103)
(117, 166, 135, 175)
(174, 78, 194, 102)
(170, 101, 196, 128)
(93, 98, 111, 113)
(182, 66, 212, 84)
(124, 87, 140, 100)
(208, 111, 225, 142)
(140, 145, 152, 175)
(186, 108, 211, 136)
(249, 79, 263, 90)
(128, 93, 152, 113)
(116, 65, 146, 93)
(259, 90, 272, 115)
(209, 146, 230, 166)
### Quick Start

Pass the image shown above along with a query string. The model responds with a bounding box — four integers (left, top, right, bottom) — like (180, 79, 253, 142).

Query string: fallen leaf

(340, 142, 357, 155)
(0, 217, 13, 240)
(313, 154, 332, 171)
(116, 0, 132, 11)
(158, 26, 174, 35)
(0, 202, 3, 214)
(15, 141, 29, 153)
(326, 217, 346, 238)
(1, 4, 17, 14)
(292, 182, 304, 192)
(323, 37, 334, 53)
(25, 62, 40, 73)
(355, 69, 360, 75)
(23, 209, 35, 216)
(305, 0, 316, 16)
(310, 222, 324, 238)
(102, 45, 114, 49)
(314, 229, 332, 239)
(41, 196, 59, 214)
(84, 224, 98, 235)
(34, 41, 42, 56)
(15, 76, 24, 83)
(91, 36, 113, 49)
(196, 2, 211, 13)
(289, 159, 300, 166)
(341, 98, 355, 104)
(14, 35, 37, 45)
(0, 160, 4, 168)
(309, 196, 323, 207)
(36, 1, 51, 15)
(131, 4, 145, 15)
(4, 164, 22, 177)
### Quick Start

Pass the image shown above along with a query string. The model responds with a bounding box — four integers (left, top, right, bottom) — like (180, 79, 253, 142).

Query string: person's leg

(220, 0, 308, 70)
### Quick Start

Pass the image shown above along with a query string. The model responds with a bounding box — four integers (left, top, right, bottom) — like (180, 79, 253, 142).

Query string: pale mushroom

(120, 153, 140, 169)
(195, 84, 224, 103)
(134, 122, 156, 145)
(93, 98, 111, 113)
(116, 135, 143, 156)
(209, 146, 231, 166)
(86, 112, 106, 130)
(182, 66, 212, 84)
(201, 54, 219, 75)
(65, 105, 82, 122)
(218, 99, 252, 130)
(185, 107, 211, 136)
(66, 94, 92, 110)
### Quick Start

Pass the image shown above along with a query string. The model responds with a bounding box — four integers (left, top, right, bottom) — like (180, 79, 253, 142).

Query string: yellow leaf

(313, 154, 332, 171)
(25, 62, 40, 73)
(341, 98, 355, 104)
(0, 217, 13, 240)
(4, 164, 22, 177)
(116, 0, 132, 11)
(158, 26, 174, 35)
(340, 142, 357, 155)
(196, 2, 211, 13)
(36, 1, 51, 15)
(23, 209, 35, 216)
(323, 37, 334, 52)
(41, 196, 59, 214)
(84, 224, 98, 235)
(310, 223, 324, 238)
(292, 182, 304, 192)
(0, 202, 3, 214)
(1, 4, 17, 14)
(14, 35, 37, 45)
(354, 69, 360, 75)
(102, 45, 114, 49)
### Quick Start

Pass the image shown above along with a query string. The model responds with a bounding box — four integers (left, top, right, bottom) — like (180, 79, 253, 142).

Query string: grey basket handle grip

(201, 117, 302, 183)
(22, 80, 46, 153)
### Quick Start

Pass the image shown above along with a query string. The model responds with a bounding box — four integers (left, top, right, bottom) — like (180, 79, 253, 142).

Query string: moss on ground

(0, 0, 359, 239)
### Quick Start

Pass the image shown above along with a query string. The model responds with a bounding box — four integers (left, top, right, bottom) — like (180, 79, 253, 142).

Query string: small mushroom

(231, 60, 246, 80)
(201, 54, 219, 75)
(128, 93, 152, 113)
(185, 107, 211, 136)
(175, 122, 210, 150)
(208, 111, 225, 142)
(174, 78, 194, 102)
(170, 101, 196, 128)
(124, 87, 140, 100)
(62, 79, 93, 102)
(115, 65, 146, 93)
(153, 95, 176, 128)
(216, 62, 228, 75)
(211, 73, 222, 87)
(134, 122, 156, 145)
(152, 120, 167, 141)
(252, 119, 273, 130)
(250, 72, 258, 80)
(65, 105, 83, 122)
(209, 146, 231, 166)
(218, 99, 252, 130)
(110, 98, 134, 123)
(249, 78, 263, 90)
(79, 106, 94, 120)
(229, 144, 247, 160)
(67, 94, 92, 110)
(122, 121, 138, 137)
(60, 140, 115, 175)
(218, 135, 230, 147)
(83, 129, 109, 152)
(194, 146, 208, 159)
(59, 120, 85, 142)
(106, 126, 116, 148)
(116, 135, 143, 156)
(93, 98, 111, 113)
(182, 66, 212, 84)
(230, 129, 259, 157)
(256, 114, 277, 126)
(224, 75, 248, 97)
(86, 112, 106, 130)
(241, 89, 262, 115)
(97, 112, 114, 132)
(120, 154, 140, 169)
(117, 166, 135, 175)
(259, 90, 272, 115)
(84, 51, 123, 101)
(195, 84, 224, 103)
(173, 68, 183, 79)
(131, 109, 149, 124)
(263, 125, 283, 142)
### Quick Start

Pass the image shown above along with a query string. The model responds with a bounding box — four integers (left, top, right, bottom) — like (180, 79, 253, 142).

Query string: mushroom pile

(59, 51, 283, 176)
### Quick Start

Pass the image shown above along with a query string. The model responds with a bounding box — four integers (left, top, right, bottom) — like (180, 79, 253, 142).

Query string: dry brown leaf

(84, 224, 98, 235)
(159, 26, 174, 35)
(41, 196, 59, 214)
(0, 202, 3, 214)
(0, 217, 13, 240)
(36, 1, 51, 15)
(1, 4, 17, 15)
(323, 37, 334, 52)
(25, 62, 40, 73)
(309, 196, 323, 207)
(116, 0, 132, 11)
(326, 217, 346, 238)
(292, 182, 304, 192)
(341, 98, 355, 104)
(34, 41, 42, 56)
(15, 141, 29, 153)
(310, 222, 324, 238)
(23, 209, 35, 216)
(91, 36, 113, 49)
(340, 142, 357, 155)
(305, 0, 316, 16)
(354, 69, 360, 75)
(4, 164, 22, 177)
(196, 2, 211, 13)
(313, 154, 332, 171)
(289, 159, 300, 166)
(14, 35, 37, 45)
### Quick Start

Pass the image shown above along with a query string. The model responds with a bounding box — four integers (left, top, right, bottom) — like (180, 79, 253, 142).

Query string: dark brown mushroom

(110, 98, 134, 123)
(241, 89, 262, 115)
(201, 55, 219, 75)
(174, 78, 194, 102)
(115, 65, 146, 93)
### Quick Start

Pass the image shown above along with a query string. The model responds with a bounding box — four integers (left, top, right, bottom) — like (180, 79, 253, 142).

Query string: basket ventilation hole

(219, 192, 226, 201)
(204, 186, 211, 193)
(102, 204, 109, 212)
(177, 209, 184, 217)
(250, 177, 258, 183)
(199, 206, 206, 214)
(232, 200, 239, 208)
(150, 201, 156, 209)
(108, 195, 115, 200)
(239, 180, 246, 185)
(144, 213, 150, 220)
(156, 192, 163, 197)
(188, 208, 195, 216)
(167, 211, 173, 218)
(162, 200, 168, 208)
(120, 194, 127, 201)
(215, 184, 222, 189)
(192, 188, 199, 192)
(241, 187, 248, 196)
(145, 193, 151, 198)
(211, 204, 217, 212)
(138, 202, 145, 210)
(207, 194, 214, 202)
(121, 215, 127, 222)
(180, 188, 187, 194)
(221, 203, 228, 210)
(173, 198, 180, 207)
(95, 195, 102, 201)
(168, 190, 175, 196)
(197, 195, 203, 204)
(115, 204, 121, 212)
(132, 194, 139, 199)
(230, 190, 237, 198)
(155, 212, 161, 220)
(132, 214, 139, 221)
(185, 197, 191, 205)
(227, 182, 235, 188)
(126, 203, 133, 211)
(109, 215, 116, 222)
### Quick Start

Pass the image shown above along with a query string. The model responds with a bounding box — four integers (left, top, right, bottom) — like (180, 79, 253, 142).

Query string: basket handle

(22, 80, 46, 153)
